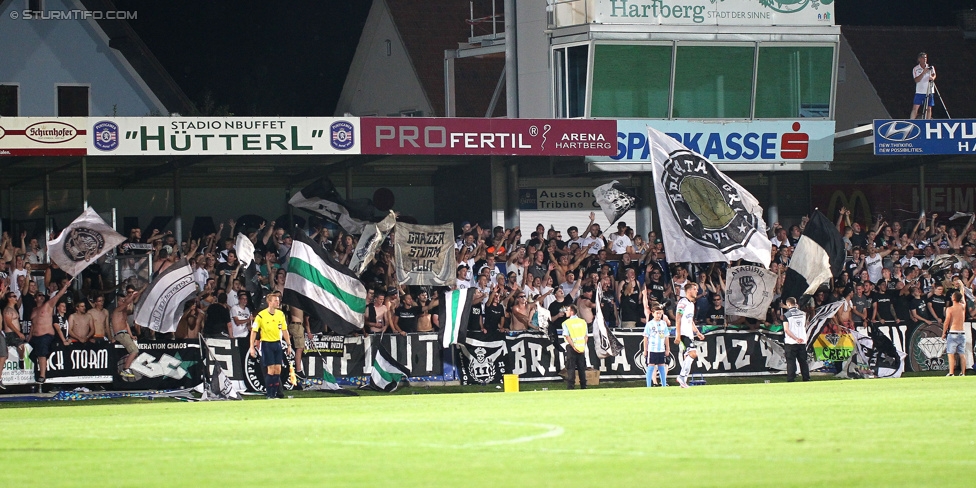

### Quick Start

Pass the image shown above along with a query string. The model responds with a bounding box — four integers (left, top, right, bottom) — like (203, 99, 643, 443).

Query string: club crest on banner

(63, 227, 107, 262)
(660, 149, 761, 253)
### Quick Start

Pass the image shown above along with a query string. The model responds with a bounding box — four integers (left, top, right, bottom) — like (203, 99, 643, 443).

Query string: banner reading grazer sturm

(724, 266, 777, 320)
(647, 126, 772, 268)
(394, 223, 457, 286)
(47, 207, 127, 278)
(88, 117, 360, 156)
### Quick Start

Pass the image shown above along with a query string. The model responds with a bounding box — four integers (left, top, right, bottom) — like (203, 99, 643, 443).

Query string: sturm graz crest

(63, 227, 106, 262)
(660, 149, 759, 253)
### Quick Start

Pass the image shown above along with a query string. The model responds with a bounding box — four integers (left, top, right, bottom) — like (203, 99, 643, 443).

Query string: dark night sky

(115, 0, 974, 116)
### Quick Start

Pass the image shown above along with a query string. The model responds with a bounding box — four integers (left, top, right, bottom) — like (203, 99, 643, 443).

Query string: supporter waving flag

(47, 207, 126, 277)
(647, 127, 771, 267)
(368, 345, 410, 392)
(134, 259, 199, 334)
(289, 176, 375, 234)
(593, 287, 623, 358)
(283, 231, 367, 336)
(439, 288, 477, 348)
(782, 210, 846, 302)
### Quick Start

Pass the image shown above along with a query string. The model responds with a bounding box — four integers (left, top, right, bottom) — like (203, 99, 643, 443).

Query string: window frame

(588, 40, 675, 119)
(55, 83, 91, 117)
(0, 83, 20, 116)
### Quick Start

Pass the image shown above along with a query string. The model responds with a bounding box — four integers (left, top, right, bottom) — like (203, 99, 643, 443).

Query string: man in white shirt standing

(910, 52, 936, 120)
(609, 222, 634, 256)
(782, 297, 810, 382)
(674, 282, 704, 388)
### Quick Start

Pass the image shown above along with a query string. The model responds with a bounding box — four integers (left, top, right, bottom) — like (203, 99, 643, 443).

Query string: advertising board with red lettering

(0, 117, 88, 156)
(360, 117, 617, 156)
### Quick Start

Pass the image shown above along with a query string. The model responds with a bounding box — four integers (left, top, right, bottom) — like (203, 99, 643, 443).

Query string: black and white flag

(647, 127, 771, 267)
(724, 265, 777, 320)
(349, 211, 397, 276)
(289, 177, 375, 234)
(593, 287, 624, 358)
(199, 338, 242, 401)
(439, 288, 477, 348)
(133, 259, 199, 334)
(593, 181, 637, 225)
(368, 345, 411, 392)
(457, 334, 509, 385)
(47, 207, 126, 277)
(804, 300, 845, 347)
(782, 211, 846, 302)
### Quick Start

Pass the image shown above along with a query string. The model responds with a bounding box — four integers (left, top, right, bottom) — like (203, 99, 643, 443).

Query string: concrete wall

(516, 0, 551, 118)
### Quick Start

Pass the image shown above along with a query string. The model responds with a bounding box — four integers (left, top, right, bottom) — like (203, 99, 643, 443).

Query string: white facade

(0, 0, 168, 116)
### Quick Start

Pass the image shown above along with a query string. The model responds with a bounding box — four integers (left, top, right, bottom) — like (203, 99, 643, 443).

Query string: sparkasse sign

(360, 117, 617, 156)
(587, 119, 835, 169)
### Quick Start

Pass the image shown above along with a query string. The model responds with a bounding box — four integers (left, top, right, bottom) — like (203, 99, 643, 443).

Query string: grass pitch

(1, 376, 973, 487)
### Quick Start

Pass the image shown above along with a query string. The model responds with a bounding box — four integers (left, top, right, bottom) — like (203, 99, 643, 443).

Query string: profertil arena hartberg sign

(593, 0, 835, 26)
(359, 118, 617, 156)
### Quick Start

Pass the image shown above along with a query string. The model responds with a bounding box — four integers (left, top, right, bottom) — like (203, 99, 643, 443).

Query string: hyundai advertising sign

(873, 119, 976, 156)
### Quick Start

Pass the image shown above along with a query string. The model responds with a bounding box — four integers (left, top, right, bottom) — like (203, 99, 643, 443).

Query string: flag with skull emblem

(647, 126, 771, 268)
(47, 207, 126, 277)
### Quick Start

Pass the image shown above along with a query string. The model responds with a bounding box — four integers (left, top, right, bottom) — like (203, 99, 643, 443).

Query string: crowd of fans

(3, 205, 976, 360)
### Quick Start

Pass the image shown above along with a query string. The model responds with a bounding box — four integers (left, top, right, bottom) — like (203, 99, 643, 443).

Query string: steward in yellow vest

(561, 305, 588, 389)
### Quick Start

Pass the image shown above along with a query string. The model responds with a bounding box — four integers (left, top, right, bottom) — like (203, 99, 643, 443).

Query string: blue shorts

(647, 351, 667, 365)
(945, 332, 966, 355)
(260, 341, 284, 368)
(913, 93, 934, 106)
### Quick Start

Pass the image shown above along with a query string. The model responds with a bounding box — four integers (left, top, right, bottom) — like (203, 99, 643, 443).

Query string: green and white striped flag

(439, 288, 477, 348)
(283, 231, 367, 336)
(370, 345, 410, 392)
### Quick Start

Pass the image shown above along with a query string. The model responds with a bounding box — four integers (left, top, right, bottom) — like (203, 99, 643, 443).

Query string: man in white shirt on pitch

(782, 297, 810, 382)
(674, 282, 704, 388)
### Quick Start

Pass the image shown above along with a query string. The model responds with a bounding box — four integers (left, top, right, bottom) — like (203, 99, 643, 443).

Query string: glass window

(566, 45, 588, 118)
(755, 46, 833, 118)
(672, 46, 754, 118)
(553, 45, 589, 118)
(591, 45, 671, 118)
(0, 85, 17, 116)
(57, 86, 89, 116)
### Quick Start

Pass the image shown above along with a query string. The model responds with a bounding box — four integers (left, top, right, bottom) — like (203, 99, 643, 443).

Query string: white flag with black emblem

(349, 210, 397, 276)
(647, 127, 771, 268)
(47, 207, 126, 277)
(593, 181, 637, 225)
(724, 265, 777, 320)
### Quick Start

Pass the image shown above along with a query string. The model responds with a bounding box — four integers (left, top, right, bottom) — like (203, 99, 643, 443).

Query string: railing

(467, 0, 504, 41)
(547, 0, 592, 29)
